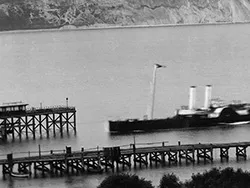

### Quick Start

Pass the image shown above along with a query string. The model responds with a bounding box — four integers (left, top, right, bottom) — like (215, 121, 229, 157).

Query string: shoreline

(0, 21, 250, 34)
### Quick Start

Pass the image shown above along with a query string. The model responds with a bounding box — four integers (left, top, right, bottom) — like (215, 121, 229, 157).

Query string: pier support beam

(236, 146, 247, 160)
(179, 149, 195, 164)
(119, 154, 132, 170)
(149, 152, 162, 167)
(197, 147, 213, 164)
(220, 147, 229, 161)
(168, 151, 178, 165)
(134, 153, 148, 168)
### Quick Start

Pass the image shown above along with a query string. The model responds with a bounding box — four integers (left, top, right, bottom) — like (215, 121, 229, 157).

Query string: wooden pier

(0, 106, 76, 141)
(1, 141, 250, 179)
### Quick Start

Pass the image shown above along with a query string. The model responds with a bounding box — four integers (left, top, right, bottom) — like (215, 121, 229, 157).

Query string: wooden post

(220, 147, 222, 161)
(236, 146, 239, 161)
(66, 160, 69, 174)
(11, 117, 15, 141)
(53, 114, 56, 137)
(54, 161, 58, 176)
(2, 164, 6, 180)
(197, 149, 200, 164)
(18, 163, 21, 172)
(50, 161, 54, 177)
(244, 147, 247, 160)
(128, 155, 131, 170)
(60, 113, 63, 137)
(73, 112, 76, 135)
(7, 153, 13, 174)
(155, 153, 158, 167)
(111, 159, 115, 172)
(29, 162, 31, 177)
(132, 144, 136, 169)
(66, 112, 69, 134)
(3, 119, 8, 141)
(34, 162, 37, 178)
(149, 153, 152, 167)
(178, 140, 181, 163)
(42, 162, 45, 177)
(59, 161, 63, 176)
(145, 153, 148, 167)
(70, 160, 74, 175)
(46, 115, 49, 138)
(18, 117, 22, 141)
(81, 148, 84, 173)
(39, 115, 42, 138)
(76, 160, 79, 175)
(25, 116, 29, 139)
(210, 146, 213, 163)
(32, 116, 36, 140)
(203, 149, 206, 164)
(192, 146, 195, 164)
(139, 154, 142, 168)
(179, 150, 182, 165)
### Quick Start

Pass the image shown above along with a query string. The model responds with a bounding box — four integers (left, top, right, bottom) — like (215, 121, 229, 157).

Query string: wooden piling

(132, 144, 136, 169)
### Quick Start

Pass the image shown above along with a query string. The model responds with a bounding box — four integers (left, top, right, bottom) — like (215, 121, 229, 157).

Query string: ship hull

(108, 114, 250, 133)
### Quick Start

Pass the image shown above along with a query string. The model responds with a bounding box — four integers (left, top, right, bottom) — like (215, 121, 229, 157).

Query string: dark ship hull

(108, 107, 250, 133)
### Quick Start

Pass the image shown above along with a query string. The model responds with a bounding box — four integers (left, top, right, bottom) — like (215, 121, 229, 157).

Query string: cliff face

(1, 0, 250, 31)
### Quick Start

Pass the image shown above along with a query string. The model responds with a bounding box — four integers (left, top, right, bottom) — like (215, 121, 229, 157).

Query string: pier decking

(1, 141, 250, 179)
(0, 106, 76, 141)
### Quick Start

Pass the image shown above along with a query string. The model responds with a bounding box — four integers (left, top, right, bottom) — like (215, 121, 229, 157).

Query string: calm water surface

(0, 24, 250, 187)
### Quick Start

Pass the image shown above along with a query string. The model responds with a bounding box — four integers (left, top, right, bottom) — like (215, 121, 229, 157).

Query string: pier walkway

(1, 141, 250, 179)
(0, 106, 76, 141)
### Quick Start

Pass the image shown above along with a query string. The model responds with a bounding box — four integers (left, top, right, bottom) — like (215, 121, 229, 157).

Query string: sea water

(0, 23, 250, 187)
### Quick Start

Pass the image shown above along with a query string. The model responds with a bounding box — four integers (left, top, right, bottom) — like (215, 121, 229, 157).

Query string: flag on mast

(155, 64, 166, 68)
(147, 63, 166, 119)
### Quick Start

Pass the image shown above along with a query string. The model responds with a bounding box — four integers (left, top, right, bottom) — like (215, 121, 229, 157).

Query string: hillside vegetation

(1, 0, 250, 31)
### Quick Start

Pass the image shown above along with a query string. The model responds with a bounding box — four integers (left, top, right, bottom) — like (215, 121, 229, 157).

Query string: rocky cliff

(1, 0, 250, 31)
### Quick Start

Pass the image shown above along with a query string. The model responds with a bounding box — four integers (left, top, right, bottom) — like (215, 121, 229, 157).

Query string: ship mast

(148, 64, 166, 119)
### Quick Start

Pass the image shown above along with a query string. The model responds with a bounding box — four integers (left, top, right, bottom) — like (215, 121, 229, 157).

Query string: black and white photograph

(1, 0, 250, 187)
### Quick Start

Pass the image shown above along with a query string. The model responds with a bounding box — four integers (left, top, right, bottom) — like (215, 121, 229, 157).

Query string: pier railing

(0, 141, 169, 161)
(0, 149, 66, 161)
(26, 106, 76, 113)
(0, 140, 243, 162)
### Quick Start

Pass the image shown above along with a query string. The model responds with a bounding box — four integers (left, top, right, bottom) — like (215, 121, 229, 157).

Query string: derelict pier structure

(0, 102, 76, 141)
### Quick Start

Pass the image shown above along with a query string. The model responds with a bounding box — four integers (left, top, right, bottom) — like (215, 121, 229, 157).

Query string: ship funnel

(188, 86, 196, 110)
(204, 85, 212, 109)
